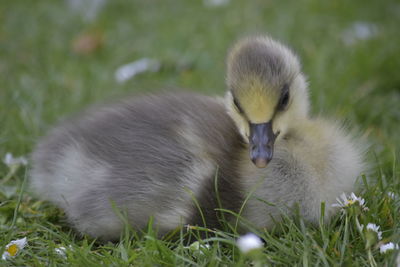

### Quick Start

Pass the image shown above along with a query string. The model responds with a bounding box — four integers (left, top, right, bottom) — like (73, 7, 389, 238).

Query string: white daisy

(366, 223, 382, 240)
(236, 233, 263, 254)
(379, 242, 399, 254)
(332, 192, 367, 210)
(1, 237, 28, 260)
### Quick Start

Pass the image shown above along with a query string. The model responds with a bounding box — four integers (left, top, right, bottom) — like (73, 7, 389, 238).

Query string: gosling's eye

(278, 85, 290, 111)
(233, 98, 244, 114)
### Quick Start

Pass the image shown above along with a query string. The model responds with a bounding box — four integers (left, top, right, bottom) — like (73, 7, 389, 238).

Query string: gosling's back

(30, 92, 245, 240)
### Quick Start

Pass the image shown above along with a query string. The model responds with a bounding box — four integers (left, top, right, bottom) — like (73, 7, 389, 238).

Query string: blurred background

(1, 0, 399, 169)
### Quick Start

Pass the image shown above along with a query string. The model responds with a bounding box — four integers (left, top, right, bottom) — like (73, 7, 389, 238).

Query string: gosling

(30, 36, 365, 241)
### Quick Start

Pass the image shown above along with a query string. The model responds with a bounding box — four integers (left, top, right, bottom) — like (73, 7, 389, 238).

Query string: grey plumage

(31, 93, 245, 240)
(30, 35, 365, 241)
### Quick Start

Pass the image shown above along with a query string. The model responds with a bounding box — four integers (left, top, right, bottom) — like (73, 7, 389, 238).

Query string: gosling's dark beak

(249, 122, 276, 168)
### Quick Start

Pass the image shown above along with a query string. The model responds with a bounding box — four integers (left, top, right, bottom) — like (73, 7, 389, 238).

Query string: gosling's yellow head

(225, 36, 310, 168)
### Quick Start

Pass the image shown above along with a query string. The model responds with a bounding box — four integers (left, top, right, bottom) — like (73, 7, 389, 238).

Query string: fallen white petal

(115, 58, 160, 83)
(236, 233, 263, 254)
(54, 245, 73, 258)
(342, 21, 378, 46)
(388, 191, 397, 200)
(204, 0, 229, 7)
(3, 153, 28, 167)
(67, 0, 107, 21)
(55, 247, 67, 257)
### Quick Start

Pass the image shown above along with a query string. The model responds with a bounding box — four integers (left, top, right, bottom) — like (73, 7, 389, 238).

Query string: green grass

(1, 0, 400, 265)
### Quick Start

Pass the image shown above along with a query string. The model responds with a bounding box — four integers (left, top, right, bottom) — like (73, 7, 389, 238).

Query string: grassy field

(1, 0, 400, 265)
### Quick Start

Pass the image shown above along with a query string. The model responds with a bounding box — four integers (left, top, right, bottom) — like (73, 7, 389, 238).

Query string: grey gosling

(30, 36, 365, 241)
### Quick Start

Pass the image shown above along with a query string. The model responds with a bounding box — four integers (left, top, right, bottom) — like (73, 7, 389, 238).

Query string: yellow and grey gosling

(30, 36, 365, 241)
